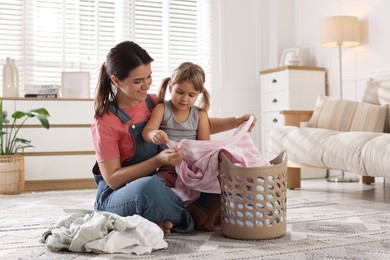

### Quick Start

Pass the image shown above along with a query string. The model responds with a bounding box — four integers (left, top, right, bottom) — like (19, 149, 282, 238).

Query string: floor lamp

(320, 15, 360, 182)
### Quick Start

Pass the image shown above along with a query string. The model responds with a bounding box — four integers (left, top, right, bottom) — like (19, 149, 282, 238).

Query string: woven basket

(0, 155, 25, 195)
(219, 151, 287, 240)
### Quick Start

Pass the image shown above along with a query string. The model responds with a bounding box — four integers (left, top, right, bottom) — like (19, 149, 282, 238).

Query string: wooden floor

(292, 177, 390, 212)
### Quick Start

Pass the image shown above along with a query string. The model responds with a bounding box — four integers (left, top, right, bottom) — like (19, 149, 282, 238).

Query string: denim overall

(92, 96, 194, 233)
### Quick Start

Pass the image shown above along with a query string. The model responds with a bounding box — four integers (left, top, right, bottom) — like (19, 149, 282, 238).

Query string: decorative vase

(0, 155, 25, 194)
(2, 57, 19, 97)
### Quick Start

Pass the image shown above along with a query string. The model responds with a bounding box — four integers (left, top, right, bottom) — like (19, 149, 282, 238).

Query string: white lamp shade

(320, 16, 360, 48)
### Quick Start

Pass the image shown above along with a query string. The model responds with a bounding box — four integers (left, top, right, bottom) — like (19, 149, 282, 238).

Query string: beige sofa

(269, 79, 390, 189)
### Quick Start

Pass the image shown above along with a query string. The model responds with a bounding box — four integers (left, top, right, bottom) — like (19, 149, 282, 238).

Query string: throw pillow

(384, 104, 390, 133)
(362, 79, 380, 104)
(377, 79, 390, 105)
(307, 95, 387, 132)
(365, 79, 390, 132)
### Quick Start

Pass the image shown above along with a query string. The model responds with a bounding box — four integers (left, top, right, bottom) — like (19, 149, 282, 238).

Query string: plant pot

(0, 155, 25, 195)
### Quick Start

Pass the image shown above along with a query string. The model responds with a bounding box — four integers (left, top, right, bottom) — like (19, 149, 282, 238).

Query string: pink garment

(166, 116, 270, 206)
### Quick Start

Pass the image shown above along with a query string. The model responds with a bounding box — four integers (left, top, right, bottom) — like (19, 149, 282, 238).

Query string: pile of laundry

(41, 209, 167, 255)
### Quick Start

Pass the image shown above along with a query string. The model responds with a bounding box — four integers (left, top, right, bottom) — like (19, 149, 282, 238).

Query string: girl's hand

(152, 130, 169, 145)
(157, 148, 183, 166)
(236, 114, 257, 132)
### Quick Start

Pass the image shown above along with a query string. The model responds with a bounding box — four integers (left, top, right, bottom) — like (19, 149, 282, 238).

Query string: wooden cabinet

(260, 66, 326, 157)
(2, 98, 96, 191)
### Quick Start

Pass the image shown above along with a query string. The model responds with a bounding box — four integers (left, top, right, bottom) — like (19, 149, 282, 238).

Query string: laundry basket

(219, 150, 287, 240)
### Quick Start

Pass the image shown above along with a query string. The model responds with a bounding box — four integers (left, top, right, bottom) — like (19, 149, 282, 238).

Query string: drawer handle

(272, 98, 278, 103)
(272, 118, 278, 123)
(272, 79, 277, 84)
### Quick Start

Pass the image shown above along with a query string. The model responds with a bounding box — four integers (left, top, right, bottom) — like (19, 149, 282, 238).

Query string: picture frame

(61, 72, 90, 98)
(279, 47, 301, 66)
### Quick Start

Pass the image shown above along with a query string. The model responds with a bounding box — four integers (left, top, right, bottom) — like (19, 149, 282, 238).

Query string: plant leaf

(14, 138, 32, 144)
(11, 111, 27, 119)
(15, 144, 35, 152)
(31, 108, 50, 117)
(35, 114, 50, 129)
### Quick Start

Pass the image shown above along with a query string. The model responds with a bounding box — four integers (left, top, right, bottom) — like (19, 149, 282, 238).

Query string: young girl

(142, 62, 220, 231)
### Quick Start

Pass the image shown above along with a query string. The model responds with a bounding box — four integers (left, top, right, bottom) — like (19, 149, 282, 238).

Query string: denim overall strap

(109, 96, 159, 168)
(108, 103, 132, 124)
(107, 95, 154, 124)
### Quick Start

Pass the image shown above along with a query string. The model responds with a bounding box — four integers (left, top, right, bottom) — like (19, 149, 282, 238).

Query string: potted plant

(0, 100, 50, 194)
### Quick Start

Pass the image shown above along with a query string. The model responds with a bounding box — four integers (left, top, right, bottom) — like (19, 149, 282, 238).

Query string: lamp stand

(327, 43, 359, 183)
(338, 43, 343, 98)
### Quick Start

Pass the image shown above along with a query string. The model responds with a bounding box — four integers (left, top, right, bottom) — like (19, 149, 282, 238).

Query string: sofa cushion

(269, 126, 390, 177)
(307, 95, 387, 132)
(269, 126, 340, 168)
(385, 104, 390, 133)
(362, 78, 390, 105)
(362, 79, 381, 104)
(361, 79, 390, 132)
(361, 134, 390, 177)
(377, 83, 390, 133)
(376, 80, 390, 105)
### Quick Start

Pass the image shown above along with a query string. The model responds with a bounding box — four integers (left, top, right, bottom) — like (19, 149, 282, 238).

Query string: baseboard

(24, 178, 97, 192)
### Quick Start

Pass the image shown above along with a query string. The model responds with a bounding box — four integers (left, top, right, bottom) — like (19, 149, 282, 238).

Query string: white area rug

(1, 189, 390, 259)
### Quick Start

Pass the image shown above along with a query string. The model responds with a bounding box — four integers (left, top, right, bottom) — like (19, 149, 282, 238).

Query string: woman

(91, 41, 256, 236)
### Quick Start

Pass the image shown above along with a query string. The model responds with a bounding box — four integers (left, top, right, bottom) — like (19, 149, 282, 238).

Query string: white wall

(294, 0, 390, 99)
(210, 0, 263, 146)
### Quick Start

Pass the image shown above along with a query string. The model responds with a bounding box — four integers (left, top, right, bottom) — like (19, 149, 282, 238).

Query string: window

(0, 0, 219, 97)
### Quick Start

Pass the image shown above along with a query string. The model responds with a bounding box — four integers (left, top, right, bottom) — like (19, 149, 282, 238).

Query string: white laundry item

(84, 215, 167, 255)
(41, 209, 167, 255)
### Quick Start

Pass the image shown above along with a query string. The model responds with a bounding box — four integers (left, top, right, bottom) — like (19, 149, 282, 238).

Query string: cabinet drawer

(264, 112, 284, 131)
(14, 99, 94, 124)
(263, 91, 288, 111)
(19, 127, 93, 152)
(261, 71, 287, 92)
(24, 155, 96, 180)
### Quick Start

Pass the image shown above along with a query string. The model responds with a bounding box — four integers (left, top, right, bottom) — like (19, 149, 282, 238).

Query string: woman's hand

(236, 114, 257, 132)
(157, 147, 183, 167)
(152, 130, 169, 145)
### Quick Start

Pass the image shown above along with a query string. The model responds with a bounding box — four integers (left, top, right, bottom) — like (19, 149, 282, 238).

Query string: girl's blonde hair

(158, 62, 211, 112)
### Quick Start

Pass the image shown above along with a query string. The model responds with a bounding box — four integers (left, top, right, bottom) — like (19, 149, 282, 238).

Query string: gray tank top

(160, 100, 199, 142)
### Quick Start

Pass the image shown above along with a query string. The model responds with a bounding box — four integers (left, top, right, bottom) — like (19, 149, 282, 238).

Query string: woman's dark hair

(94, 41, 153, 118)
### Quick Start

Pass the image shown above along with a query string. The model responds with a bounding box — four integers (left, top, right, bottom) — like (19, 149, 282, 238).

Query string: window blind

(0, 0, 219, 98)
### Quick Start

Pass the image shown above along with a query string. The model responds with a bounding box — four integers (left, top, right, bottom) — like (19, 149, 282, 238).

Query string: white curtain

(0, 0, 220, 97)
